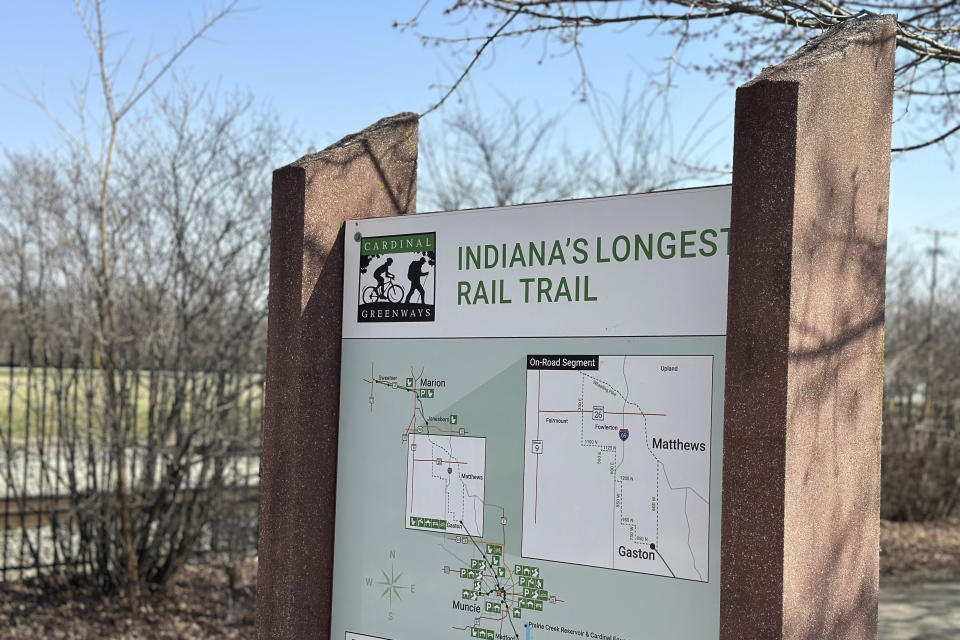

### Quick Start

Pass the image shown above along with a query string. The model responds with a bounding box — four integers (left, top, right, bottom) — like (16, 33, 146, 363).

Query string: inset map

(522, 355, 713, 582)
(405, 434, 486, 537)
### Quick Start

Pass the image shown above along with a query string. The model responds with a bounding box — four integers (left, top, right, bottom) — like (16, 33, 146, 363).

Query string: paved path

(879, 581, 960, 639)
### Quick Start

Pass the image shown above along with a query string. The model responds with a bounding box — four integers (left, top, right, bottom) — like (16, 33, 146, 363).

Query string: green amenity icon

(409, 516, 446, 530)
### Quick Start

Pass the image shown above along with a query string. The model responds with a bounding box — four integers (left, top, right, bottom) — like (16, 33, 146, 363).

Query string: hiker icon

(405, 257, 430, 304)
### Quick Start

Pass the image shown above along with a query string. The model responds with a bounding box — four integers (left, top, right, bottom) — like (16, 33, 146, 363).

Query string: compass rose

(375, 563, 409, 608)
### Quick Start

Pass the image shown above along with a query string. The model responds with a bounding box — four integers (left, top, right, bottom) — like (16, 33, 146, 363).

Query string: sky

(1, 1, 957, 255)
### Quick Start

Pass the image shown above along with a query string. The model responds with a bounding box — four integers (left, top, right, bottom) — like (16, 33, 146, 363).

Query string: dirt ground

(0, 560, 256, 639)
(880, 516, 960, 584)
(0, 520, 957, 639)
(878, 517, 960, 639)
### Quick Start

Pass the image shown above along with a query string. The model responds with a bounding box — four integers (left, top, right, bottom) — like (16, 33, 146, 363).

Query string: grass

(0, 366, 263, 443)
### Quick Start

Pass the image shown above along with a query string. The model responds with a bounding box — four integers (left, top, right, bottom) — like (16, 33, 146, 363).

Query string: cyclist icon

(362, 257, 405, 303)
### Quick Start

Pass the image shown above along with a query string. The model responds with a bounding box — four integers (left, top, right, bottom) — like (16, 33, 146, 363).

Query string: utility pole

(917, 227, 958, 418)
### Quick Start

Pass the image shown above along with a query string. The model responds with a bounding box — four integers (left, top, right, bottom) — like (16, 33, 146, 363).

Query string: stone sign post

(257, 114, 418, 639)
(721, 15, 894, 639)
(257, 15, 894, 640)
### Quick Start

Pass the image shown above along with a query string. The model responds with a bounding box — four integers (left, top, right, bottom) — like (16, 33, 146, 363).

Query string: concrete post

(721, 15, 895, 640)
(257, 113, 418, 639)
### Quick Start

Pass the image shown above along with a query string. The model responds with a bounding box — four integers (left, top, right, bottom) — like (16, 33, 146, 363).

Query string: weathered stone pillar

(721, 15, 894, 640)
(257, 113, 418, 639)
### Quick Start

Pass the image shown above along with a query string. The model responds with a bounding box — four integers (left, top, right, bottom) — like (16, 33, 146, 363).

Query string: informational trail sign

(333, 186, 730, 640)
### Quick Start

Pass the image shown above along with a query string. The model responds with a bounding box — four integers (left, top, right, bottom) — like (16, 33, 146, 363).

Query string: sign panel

(333, 186, 730, 640)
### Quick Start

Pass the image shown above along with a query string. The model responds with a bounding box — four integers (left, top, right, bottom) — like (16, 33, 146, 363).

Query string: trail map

(333, 340, 723, 640)
(333, 188, 730, 640)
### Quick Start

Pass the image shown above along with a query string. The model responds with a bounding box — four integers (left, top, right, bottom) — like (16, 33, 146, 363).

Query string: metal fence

(0, 343, 263, 583)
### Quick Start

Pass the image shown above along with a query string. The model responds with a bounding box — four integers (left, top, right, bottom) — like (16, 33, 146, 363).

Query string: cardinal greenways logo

(359, 232, 436, 323)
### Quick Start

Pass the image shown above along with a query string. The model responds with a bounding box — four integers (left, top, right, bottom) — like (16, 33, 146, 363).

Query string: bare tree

(0, 154, 69, 354)
(882, 246, 960, 520)
(0, 0, 271, 611)
(419, 81, 726, 211)
(75, 0, 242, 611)
(420, 95, 567, 210)
(402, 1, 960, 152)
(0, 78, 291, 606)
(580, 79, 729, 194)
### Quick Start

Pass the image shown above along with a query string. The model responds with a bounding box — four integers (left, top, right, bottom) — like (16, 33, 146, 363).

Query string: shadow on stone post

(721, 15, 895, 640)
(257, 113, 419, 640)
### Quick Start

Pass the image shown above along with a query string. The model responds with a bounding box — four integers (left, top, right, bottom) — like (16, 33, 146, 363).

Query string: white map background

(522, 355, 713, 582)
(405, 434, 486, 536)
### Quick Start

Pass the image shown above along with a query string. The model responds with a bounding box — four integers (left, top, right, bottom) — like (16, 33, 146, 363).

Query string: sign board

(333, 186, 731, 640)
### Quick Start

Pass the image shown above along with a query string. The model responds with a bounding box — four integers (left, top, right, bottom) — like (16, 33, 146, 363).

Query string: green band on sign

(361, 233, 435, 256)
